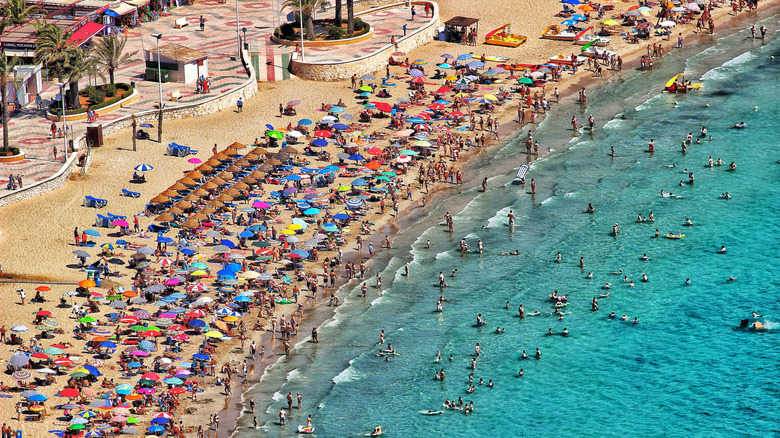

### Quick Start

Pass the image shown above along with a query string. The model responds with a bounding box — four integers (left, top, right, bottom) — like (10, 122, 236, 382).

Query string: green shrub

(87, 88, 105, 105)
(280, 23, 295, 37)
(1, 147, 21, 155)
(328, 25, 344, 40)
(105, 84, 117, 97)
(354, 18, 368, 32)
(48, 83, 134, 116)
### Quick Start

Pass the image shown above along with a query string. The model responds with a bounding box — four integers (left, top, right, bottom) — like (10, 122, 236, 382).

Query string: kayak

(664, 234, 685, 239)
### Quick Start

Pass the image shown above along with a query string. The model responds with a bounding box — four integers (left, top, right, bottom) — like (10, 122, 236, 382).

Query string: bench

(122, 189, 141, 198)
(84, 196, 108, 208)
(174, 17, 188, 29)
(170, 90, 181, 102)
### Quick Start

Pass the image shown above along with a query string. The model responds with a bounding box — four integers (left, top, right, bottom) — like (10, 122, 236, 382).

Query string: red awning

(68, 22, 105, 46)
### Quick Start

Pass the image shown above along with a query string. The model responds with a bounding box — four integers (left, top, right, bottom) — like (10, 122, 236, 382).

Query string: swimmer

(622, 314, 629, 320)
(684, 218, 693, 226)
(720, 192, 731, 199)
(664, 163, 677, 168)
(700, 126, 707, 137)
(562, 328, 569, 336)
(686, 133, 692, 143)
(642, 273, 648, 282)
(610, 269, 623, 275)
(452, 269, 457, 278)
(623, 276, 629, 283)
(548, 328, 554, 336)
(633, 317, 639, 324)
(579, 256, 584, 268)
(521, 350, 528, 359)
(610, 146, 615, 156)
(500, 250, 520, 255)
(716, 157, 724, 166)
(586, 272, 593, 279)
(708, 156, 714, 167)
(556, 252, 562, 263)
(613, 223, 620, 235)
(535, 347, 542, 359)
(648, 211, 654, 222)
(591, 297, 599, 311)
(518, 304, 526, 318)
(488, 379, 493, 388)
(685, 278, 691, 285)
(599, 291, 610, 298)
(609, 311, 616, 318)
(628, 280, 634, 287)
(518, 369, 524, 377)
(654, 229, 659, 238)
(727, 276, 737, 282)
(695, 138, 700, 144)
(640, 253, 650, 261)
(731, 121, 747, 129)
(505, 301, 510, 309)
(604, 282, 611, 289)
(585, 203, 594, 213)
(637, 213, 644, 223)
(718, 245, 726, 254)
(751, 311, 763, 318)
(728, 161, 737, 171)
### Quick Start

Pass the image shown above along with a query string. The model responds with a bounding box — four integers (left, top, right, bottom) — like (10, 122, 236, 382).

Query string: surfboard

(484, 55, 510, 62)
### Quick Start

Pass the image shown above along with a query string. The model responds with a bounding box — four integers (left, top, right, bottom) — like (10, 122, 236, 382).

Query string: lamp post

(298, 0, 305, 60)
(55, 82, 66, 161)
(242, 27, 248, 50)
(151, 33, 163, 142)
(235, 0, 241, 55)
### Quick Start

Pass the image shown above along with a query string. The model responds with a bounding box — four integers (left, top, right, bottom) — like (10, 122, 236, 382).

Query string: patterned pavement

(0, 0, 433, 194)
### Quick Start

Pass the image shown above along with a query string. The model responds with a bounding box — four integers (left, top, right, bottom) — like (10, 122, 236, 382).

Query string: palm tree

(0, 54, 23, 152)
(63, 48, 92, 109)
(35, 24, 80, 109)
(0, 0, 43, 33)
(91, 34, 138, 85)
(346, 0, 354, 34)
(334, 0, 342, 23)
(281, 0, 320, 40)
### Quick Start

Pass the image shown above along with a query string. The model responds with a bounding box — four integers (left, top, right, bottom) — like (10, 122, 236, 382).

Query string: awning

(67, 21, 105, 46)
(108, 2, 136, 16)
(124, 0, 149, 6)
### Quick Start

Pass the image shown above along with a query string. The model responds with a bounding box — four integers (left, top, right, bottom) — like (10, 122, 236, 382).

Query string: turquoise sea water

(237, 13, 780, 437)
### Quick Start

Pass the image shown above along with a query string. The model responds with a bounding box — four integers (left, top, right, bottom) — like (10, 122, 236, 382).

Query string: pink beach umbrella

(112, 220, 129, 227)
(188, 158, 202, 164)
(252, 201, 270, 209)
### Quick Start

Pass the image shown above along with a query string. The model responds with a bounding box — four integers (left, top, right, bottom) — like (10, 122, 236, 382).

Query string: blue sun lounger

(95, 214, 111, 227)
(122, 188, 141, 198)
(84, 196, 108, 208)
(107, 212, 127, 221)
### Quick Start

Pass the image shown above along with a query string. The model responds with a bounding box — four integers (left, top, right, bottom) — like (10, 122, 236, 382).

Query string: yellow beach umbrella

(601, 19, 619, 26)
(223, 316, 239, 322)
(287, 224, 304, 230)
(205, 331, 223, 338)
(445, 75, 457, 81)
(190, 270, 208, 277)
(241, 271, 260, 279)
(483, 94, 498, 101)
(280, 229, 296, 235)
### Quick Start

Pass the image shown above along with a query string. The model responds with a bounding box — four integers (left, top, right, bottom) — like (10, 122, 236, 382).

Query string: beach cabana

(444, 16, 479, 44)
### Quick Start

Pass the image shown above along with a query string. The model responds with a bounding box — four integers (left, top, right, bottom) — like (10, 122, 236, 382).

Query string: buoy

(754, 106, 758, 111)
(705, 104, 710, 107)
(674, 101, 678, 105)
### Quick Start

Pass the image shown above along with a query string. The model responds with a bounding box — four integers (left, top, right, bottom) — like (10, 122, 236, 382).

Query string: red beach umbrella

(315, 130, 333, 138)
(59, 388, 80, 398)
(372, 102, 392, 112)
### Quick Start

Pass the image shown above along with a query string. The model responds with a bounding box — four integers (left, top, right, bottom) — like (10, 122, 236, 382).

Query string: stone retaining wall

(290, 1, 442, 81)
(0, 49, 258, 209)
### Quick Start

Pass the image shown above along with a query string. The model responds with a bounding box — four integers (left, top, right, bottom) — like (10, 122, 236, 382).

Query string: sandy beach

(0, 0, 767, 436)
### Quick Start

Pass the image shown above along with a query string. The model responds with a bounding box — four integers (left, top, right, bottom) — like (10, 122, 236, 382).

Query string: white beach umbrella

(659, 21, 676, 27)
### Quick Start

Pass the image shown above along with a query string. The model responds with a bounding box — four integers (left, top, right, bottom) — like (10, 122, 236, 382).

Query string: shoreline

(222, 4, 780, 436)
(0, 2, 775, 437)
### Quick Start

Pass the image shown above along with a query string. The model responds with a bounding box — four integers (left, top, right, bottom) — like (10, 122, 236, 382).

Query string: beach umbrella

(72, 249, 91, 258)
(562, 19, 579, 26)
(563, 0, 580, 4)
(68, 424, 86, 430)
(120, 427, 138, 435)
(11, 325, 29, 332)
(267, 130, 284, 139)
(9, 352, 30, 366)
(315, 130, 333, 138)
(601, 19, 620, 26)
(134, 164, 153, 172)
(60, 388, 79, 398)
(297, 118, 313, 126)
(84, 229, 100, 237)
(659, 20, 676, 27)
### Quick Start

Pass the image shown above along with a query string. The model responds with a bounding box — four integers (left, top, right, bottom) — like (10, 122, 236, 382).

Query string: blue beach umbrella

(457, 54, 472, 61)
(284, 175, 301, 181)
(561, 19, 579, 26)
(233, 295, 251, 302)
(298, 119, 313, 125)
(329, 106, 344, 113)
(319, 165, 339, 174)
(188, 320, 206, 328)
(332, 123, 349, 130)
(239, 231, 254, 238)
(348, 154, 365, 162)
(225, 262, 242, 272)
(84, 229, 100, 237)
(192, 353, 209, 360)
(571, 14, 586, 21)
(303, 208, 321, 216)
(311, 139, 328, 147)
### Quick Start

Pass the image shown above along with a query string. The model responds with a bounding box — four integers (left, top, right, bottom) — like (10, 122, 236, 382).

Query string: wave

(635, 93, 664, 111)
(286, 368, 301, 383)
(701, 51, 757, 81)
(332, 359, 363, 384)
(370, 295, 389, 306)
(603, 118, 625, 130)
(486, 206, 513, 228)
(540, 196, 555, 205)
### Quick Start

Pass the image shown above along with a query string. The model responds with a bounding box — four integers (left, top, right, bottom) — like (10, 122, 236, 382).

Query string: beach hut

(444, 16, 480, 44)
(144, 42, 208, 84)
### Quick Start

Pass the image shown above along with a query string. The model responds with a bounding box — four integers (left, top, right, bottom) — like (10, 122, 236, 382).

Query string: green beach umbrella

(267, 130, 284, 139)
(400, 149, 419, 156)
(358, 86, 372, 92)
(190, 262, 208, 270)
(68, 424, 85, 430)
(78, 316, 96, 323)
(518, 77, 533, 84)
(375, 176, 392, 181)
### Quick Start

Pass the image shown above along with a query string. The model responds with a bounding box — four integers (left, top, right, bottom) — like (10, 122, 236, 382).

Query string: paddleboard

(484, 55, 510, 62)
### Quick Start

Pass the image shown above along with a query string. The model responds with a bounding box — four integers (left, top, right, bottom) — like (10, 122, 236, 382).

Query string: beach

(0, 0, 776, 437)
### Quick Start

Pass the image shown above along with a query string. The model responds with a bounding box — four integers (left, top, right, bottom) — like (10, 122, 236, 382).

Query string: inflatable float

(485, 24, 527, 47)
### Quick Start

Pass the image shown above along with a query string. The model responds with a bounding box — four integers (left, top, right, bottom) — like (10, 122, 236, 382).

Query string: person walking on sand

(199, 15, 205, 31)
(237, 98, 243, 113)
(411, 5, 416, 21)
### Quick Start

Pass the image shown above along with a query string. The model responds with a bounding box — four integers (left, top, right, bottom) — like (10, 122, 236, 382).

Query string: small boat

(298, 424, 315, 434)
(575, 34, 610, 46)
(664, 74, 703, 93)
(483, 55, 510, 62)
(485, 24, 527, 47)
(581, 47, 618, 59)
(541, 25, 577, 41)
(664, 233, 685, 239)
(548, 54, 587, 66)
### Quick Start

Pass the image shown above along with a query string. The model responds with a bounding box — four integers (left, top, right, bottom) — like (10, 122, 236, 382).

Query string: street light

(235, 0, 241, 55)
(242, 27, 248, 50)
(151, 33, 163, 142)
(298, 0, 305, 60)
(54, 82, 66, 161)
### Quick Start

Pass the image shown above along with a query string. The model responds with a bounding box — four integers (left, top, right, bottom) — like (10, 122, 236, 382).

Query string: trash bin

(438, 26, 445, 41)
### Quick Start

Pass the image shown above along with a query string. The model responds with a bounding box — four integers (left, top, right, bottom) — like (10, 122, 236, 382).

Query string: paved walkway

(0, 0, 433, 195)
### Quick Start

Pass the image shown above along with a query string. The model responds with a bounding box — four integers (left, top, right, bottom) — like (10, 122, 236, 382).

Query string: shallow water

(235, 14, 780, 437)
